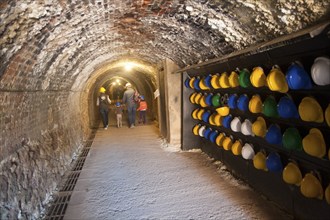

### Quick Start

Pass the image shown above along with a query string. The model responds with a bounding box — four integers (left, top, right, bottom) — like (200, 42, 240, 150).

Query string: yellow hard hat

(223, 136, 233, 151)
(253, 151, 267, 171)
(208, 113, 216, 125)
(228, 71, 239, 88)
(231, 139, 243, 155)
(252, 117, 267, 137)
(199, 78, 210, 90)
(214, 114, 223, 126)
(249, 95, 263, 113)
(189, 77, 196, 89)
(99, 87, 106, 93)
(325, 183, 330, 205)
(302, 128, 326, 158)
(189, 92, 197, 104)
(216, 106, 230, 116)
(250, 67, 267, 88)
(196, 108, 205, 120)
(282, 162, 302, 186)
(267, 66, 288, 93)
(199, 96, 208, 107)
(298, 97, 324, 123)
(300, 173, 323, 200)
(191, 108, 199, 120)
(194, 93, 203, 105)
(324, 104, 330, 127)
(210, 74, 221, 89)
(192, 124, 201, 136)
(216, 133, 225, 147)
(219, 72, 230, 88)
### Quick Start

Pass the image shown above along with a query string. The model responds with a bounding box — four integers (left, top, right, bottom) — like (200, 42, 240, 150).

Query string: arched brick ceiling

(0, 0, 329, 92)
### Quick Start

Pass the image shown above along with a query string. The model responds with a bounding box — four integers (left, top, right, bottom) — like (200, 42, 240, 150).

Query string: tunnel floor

(61, 123, 293, 220)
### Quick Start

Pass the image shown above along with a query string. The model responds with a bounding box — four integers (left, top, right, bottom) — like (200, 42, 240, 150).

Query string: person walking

(115, 102, 123, 128)
(122, 83, 138, 128)
(96, 87, 111, 129)
(137, 95, 148, 124)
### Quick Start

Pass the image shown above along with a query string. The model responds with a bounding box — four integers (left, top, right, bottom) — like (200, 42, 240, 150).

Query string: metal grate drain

(60, 171, 81, 192)
(79, 147, 90, 157)
(72, 157, 87, 171)
(44, 192, 71, 220)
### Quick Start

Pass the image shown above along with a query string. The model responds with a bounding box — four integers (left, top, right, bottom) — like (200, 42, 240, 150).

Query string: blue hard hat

(265, 124, 282, 145)
(204, 74, 212, 88)
(286, 63, 312, 90)
(184, 78, 191, 88)
(209, 130, 219, 143)
(222, 115, 233, 129)
(237, 94, 249, 112)
(193, 77, 201, 90)
(116, 102, 121, 107)
(140, 95, 145, 100)
(202, 111, 211, 123)
(277, 96, 299, 119)
(228, 94, 238, 109)
(203, 127, 212, 140)
(266, 152, 283, 172)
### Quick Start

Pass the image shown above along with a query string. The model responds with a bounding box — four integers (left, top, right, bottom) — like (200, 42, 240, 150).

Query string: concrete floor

(63, 123, 293, 220)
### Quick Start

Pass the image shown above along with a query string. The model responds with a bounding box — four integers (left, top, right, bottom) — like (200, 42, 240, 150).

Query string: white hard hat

(125, 82, 132, 87)
(230, 117, 241, 132)
(242, 143, 255, 160)
(198, 125, 206, 137)
(311, 57, 330, 86)
(241, 119, 254, 136)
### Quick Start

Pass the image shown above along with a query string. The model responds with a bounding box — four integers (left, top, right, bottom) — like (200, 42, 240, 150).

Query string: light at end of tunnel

(124, 62, 134, 71)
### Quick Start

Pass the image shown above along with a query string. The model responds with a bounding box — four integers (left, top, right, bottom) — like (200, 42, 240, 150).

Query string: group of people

(96, 82, 148, 130)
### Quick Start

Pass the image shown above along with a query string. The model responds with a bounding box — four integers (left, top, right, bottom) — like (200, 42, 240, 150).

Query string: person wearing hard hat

(96, 87, 111, 130)
(137, 95, 148, 124)
(122, 82, 139, 128)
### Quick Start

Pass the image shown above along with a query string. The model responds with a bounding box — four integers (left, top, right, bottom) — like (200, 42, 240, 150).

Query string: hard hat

(209, 130, 219, 143)
(208, 113, 216, 125)
(237, 94, 249, 112)
(204, 74, 213, 88)
(228, 94, 238, 109)
(216, 106, 230, 116)
(194, 93, 203, 105)
(199, 96, 208, 107)
(231, 139, 243, 156)
(211, 94, 222, 107)
(184, 78, 191, 88)
(241, 119, 254, 136)
(311, 56, 330, 86)
(286, 62, 313, 90)
(277, 95, 299, 119)
(189, 77, 195, 89)
(325, 104, 330, 127)
(262, 96, 279, 118)
(228, 71, 239, 87)
(220, 93, 229, 106)
(325, 183, 330, 205)
(99, 87, 106, 93)
(198, 125, 206, 137)
(210, 74, 221, 89)
(253, 151, 268, 171)
(216, 133, 225, 147)
(282, 127, 303, 151)
(302, 128, 326, 158)
(192, 124, 201, 136)
(250, 67, 267, 88)
(115, 102, 121, 107)
(298, 97, 324, 123)
(241, 143, 255, 160)
(230, 117, 241, 132)
(265, 124, 282, 145)
(219, 72, 230, 88)
(196, 108, 205, 120)
(191, 108, 199, 120)
(222, 115, 233, 129)
(300, 173, 323, 200)
(205, 93, 213, 106)
(189, 92, 197, 104)
(252, 117, 267, 137)
(222, 136, 233, 151)
(267, 66, 288, 93)
(199, 77, 210, 90)
(203, 127, 212, 140)
(140, 95, 145, 100)
(238, 68, 252, 88)
(193, 77, 201, 90)
(202, 111, 211, 123)
(282, 162, 302, 186)
(249, 95, 263, 113)
(214, 114, 223, 126)
(266, 152, 283, 172)
(125, 82, 132, 88)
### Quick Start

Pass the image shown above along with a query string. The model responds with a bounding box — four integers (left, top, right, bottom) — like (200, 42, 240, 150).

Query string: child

(137, 95, 148, 124)
(115, 102, 123, 128)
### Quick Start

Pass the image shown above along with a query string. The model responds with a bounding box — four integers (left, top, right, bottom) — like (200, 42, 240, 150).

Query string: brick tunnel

(1, 1, 330, 219)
